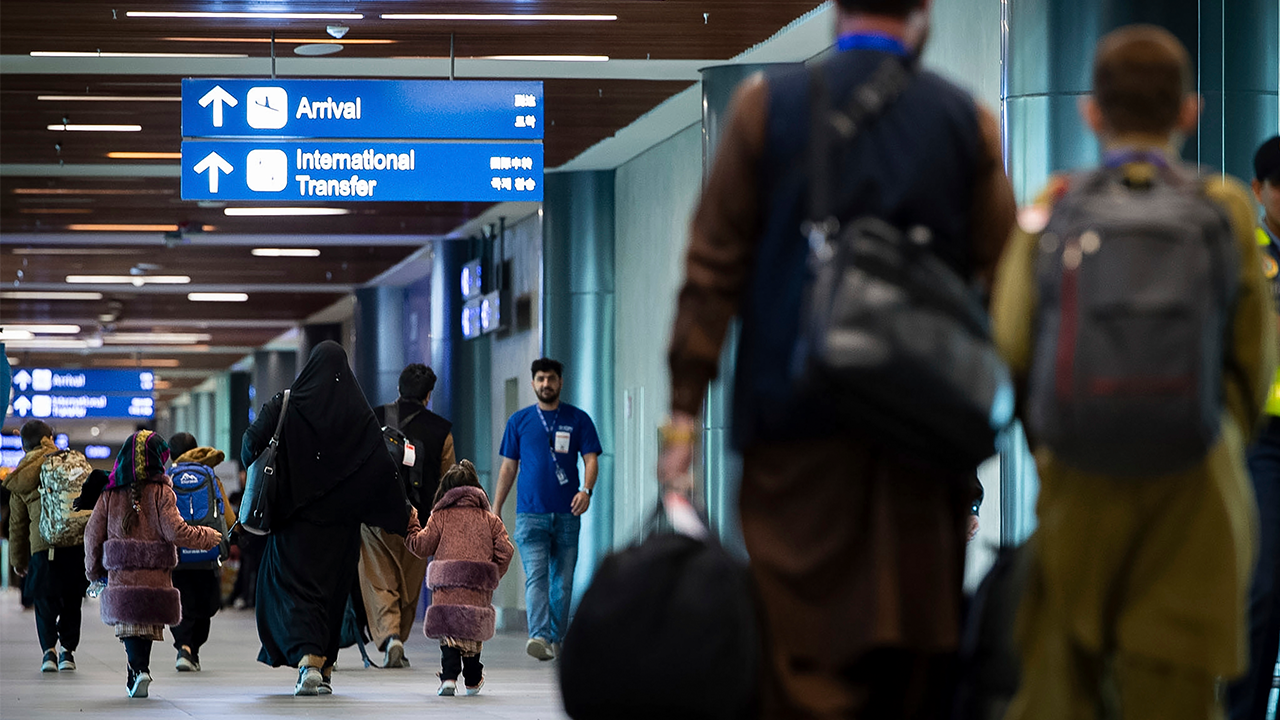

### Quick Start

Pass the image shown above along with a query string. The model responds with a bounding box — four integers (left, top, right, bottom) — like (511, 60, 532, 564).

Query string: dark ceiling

(0, 0, 823, 402)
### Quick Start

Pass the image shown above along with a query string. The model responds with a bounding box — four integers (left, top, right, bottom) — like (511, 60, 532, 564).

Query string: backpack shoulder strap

(384, 402, 399, 430)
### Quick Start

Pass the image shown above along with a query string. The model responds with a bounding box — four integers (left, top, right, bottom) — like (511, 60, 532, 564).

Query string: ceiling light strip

(127, 11, 363, 20)
(106, 152, 182, 159)
(48, 125, 143, 132)
(0, 291, 104, 301)
(66, 275, 191, 284)
(251, 248, 321, 257)
(31, 51, 249, 58)
(38, 95, 181, 102)
(225, 207, 348, 217)
(481, 55, 609, 62)
(2, 324, 81, 334)
(161, 37, 394, 44)
(381, 13, 617, 21)
(188, 292, 249, 302)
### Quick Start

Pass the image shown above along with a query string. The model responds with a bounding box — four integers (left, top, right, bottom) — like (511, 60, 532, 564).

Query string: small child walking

(405, 460, 514, 696)
(83, 430, 221, 698)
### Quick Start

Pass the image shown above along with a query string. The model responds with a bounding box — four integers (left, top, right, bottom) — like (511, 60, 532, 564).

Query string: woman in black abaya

(241, 341, 409, 696)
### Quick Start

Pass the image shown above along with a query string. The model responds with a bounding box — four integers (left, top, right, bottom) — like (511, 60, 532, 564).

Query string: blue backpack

(171, 462, 228, 568)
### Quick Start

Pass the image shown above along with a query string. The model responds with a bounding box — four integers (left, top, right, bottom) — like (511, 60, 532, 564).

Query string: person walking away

(992, 26, 1277, 719)
(3, 420, 91, 673)
(1230, 134, 1280, 720)
(242, 340, 410, 696)
(83, 430, 221, 698)
(494, 358, 602, 661)
(405, 460, 514, 696)
(362, 363, 456, 668)
(166, 431, 237, 672)
(658, 0, 1017, 715)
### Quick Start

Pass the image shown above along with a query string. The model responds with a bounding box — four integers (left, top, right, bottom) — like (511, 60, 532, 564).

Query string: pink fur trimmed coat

(405, 486, 514, 642)
(84, 476, 221, 627)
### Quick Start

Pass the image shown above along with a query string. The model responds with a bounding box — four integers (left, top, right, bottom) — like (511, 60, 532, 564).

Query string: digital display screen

(480, 291, 501, 334)
(461, 297, 483, 340)
(461, 259, 483, 300)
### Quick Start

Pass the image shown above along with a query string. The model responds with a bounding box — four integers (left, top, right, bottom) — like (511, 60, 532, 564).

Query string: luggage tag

(402, 441, 416, 467)
(554, 430, 571, 454)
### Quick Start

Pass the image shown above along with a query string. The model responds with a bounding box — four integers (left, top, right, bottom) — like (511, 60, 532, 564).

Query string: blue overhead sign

(181, 140, 543, 202)
(10, 393, 155, 420)
(11, 368, 155, 395)
(182, 79, 543, 140)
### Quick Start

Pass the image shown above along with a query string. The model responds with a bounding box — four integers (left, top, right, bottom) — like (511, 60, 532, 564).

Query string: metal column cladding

(353, 285, 407, 407)
(699, 64, 800, 558)
(542, 170, 616, 604)
(1005, 0, 1279, 204)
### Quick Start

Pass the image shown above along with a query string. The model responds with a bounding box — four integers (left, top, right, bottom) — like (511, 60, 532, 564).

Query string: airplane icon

(247, 87, 288, 130)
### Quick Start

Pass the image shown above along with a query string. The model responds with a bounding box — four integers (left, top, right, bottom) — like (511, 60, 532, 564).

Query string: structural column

(542, 170, 616, 602)
(354, 285, 407, 408)
(699, 63, 800, 557)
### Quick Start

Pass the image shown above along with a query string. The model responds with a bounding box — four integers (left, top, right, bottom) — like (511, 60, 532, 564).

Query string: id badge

(402, 442, 416, 467)
(554, 430, 571, 454)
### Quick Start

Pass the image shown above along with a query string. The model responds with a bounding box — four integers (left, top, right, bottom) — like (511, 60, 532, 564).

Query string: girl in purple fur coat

(405, 460, 514, 697)
(84, 430, 221, 698)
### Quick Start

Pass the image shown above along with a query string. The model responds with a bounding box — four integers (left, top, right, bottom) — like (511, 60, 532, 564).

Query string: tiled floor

(0, 589, 570, 719)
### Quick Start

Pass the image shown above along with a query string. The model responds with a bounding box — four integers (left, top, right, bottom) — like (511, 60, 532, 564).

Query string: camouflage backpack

(39, 450, 94, 547)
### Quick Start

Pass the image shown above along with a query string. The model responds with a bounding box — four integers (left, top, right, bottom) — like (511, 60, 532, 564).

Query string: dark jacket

(84, 475, 220, 626)
(405, 486, 513, 642)
(374, 399, 455, 515)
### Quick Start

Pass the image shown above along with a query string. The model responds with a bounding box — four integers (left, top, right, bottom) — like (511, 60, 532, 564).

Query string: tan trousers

(357, 525, 428, 651)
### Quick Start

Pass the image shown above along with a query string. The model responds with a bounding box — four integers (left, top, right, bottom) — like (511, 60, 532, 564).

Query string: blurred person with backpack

(2, 420, 91, 673)
(1229, 135, 1280, 720)
(165, 431, 236, 673)
(361, 363, 456, 669)
(404, 460, 514, 697)
(658, 0, 1016, 715)
(991, 26, 1277, 717)
(84, 430, 221, 698)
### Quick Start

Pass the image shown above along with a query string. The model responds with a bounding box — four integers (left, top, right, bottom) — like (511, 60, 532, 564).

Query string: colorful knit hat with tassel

(105, 429, 170, 490)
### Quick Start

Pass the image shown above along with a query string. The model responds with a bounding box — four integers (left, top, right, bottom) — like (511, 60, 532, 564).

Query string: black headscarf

(276, 341, 408, 530)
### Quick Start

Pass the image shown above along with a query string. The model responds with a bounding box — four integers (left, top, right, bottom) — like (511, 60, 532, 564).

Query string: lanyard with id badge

(539, 408, 572, 486)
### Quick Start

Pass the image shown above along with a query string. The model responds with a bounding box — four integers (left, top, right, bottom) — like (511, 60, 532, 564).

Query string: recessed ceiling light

(65, 224, 214, 232)
(2, 324, 82, 334)
(103, 332, 212, 344)
(162, 36, 394, 45)
(188, 292, 249, 302)
(92, 358, 182, 368)
(481, 55, 610, 62)
(295, 43, 343, 56)
(0, 330, 35, 341)
(0, 291, 104, 300)
(381, 13, 617, 21)
(251, 248, 322, 257)
(127, 11, 363, 20)
(3, 337, 102, 350)
(225, 207, 349, 217)
(31, 51, 249, 58)
(17, 208, 94, 214)
(38, 95, 182, 102)
(106, 152, 181, 159)
(66, 275, 191, 285)
(11, 248, 143, 256)
(13, 188, 173, 195)
(48, 124, 143, 132)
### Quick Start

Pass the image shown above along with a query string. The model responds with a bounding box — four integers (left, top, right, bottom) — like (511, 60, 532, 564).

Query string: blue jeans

(514, 513, 580, 644)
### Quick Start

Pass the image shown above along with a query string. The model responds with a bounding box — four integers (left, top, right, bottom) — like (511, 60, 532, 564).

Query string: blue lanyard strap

(1103, 148, 1169, 169)
(836, 32, 910, 56)
(538, 408, 561, 447)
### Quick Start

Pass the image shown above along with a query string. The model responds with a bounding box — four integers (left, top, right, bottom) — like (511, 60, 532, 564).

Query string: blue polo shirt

(500, 402, 602, 514)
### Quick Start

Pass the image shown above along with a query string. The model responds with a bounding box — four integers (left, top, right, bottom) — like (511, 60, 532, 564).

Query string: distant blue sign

(182, 79, 543, 140)
(10, 394, 154, 420)
(181, 140, 542, 202)
(1, 449, 22, 468)
(11, 368, 155, 395)
(85, 445, 114, 460)
(0, 435, 20, 450)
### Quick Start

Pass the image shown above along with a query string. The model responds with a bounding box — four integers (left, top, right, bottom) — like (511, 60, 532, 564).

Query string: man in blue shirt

(494, 358, 601, 661)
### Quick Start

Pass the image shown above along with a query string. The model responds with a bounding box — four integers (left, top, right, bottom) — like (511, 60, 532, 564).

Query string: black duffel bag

(559, 492, 759, 720)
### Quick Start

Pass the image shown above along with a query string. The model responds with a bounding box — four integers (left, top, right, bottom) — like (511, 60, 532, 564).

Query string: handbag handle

(267, 389, 291, 450)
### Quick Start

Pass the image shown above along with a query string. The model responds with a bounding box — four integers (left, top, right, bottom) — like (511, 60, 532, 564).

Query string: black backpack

(1026, 163, 1239, 476)
(381, 402, 424, 507)
(559, 496, 759, 720)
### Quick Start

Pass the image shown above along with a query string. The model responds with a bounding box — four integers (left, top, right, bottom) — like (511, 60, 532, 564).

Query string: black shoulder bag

(381, 402, 424, 507)
(239, 389, 290, 536)
(792, 57, 1015, 469)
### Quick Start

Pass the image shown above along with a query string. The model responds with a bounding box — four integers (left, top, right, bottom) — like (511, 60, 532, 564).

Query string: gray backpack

(1026, 162, 1239, 476)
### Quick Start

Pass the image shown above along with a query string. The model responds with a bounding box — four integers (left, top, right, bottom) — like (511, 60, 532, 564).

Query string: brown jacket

(406, 486, 514, 642)
(2, 436, 60, 572)
(84, 475, 220, 627)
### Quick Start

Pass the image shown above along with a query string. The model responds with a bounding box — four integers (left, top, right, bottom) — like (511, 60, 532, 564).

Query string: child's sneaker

(127, 667, 152, 698)
(40, 649, 58, 672)
(58, 650, 76, 672)
(461, 677, 485, 696)
(437, 678, 457, 696)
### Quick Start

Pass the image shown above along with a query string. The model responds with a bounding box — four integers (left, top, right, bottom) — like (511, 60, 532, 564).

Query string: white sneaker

(383, 638, 407, 668)
(461, 677, 485, 696)
(294, 666, 323, 696)
(437, 678, 457, 696)
(525, 637, 554, 661)
(128, 670, 152, 699)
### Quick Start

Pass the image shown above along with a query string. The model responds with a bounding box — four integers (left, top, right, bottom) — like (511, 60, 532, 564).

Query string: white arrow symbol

(13, 396, 31, 417)
(193, 152, 233, 194)
(198, 85, 238, 127)
(13, 369, 31, 391)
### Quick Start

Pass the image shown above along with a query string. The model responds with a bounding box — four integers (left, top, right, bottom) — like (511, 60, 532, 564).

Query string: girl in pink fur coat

(84, 430, 221, 699)
(405, 460, 514, 696)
